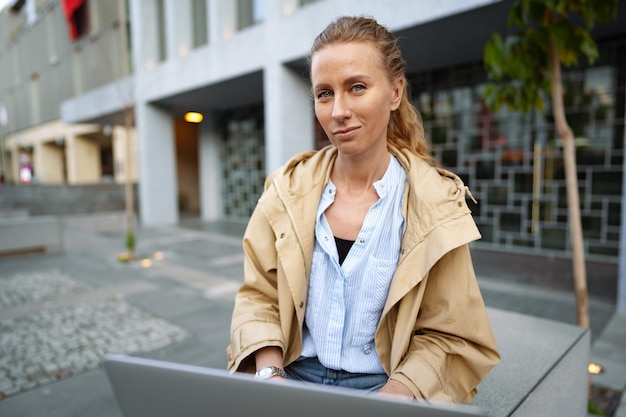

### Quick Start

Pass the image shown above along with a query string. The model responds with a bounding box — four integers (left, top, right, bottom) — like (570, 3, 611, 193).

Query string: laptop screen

(104, 354, 486, 417)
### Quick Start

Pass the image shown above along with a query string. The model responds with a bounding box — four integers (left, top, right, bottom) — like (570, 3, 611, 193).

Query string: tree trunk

(550, 42, 589, 329)
(124, 108, 136, 261)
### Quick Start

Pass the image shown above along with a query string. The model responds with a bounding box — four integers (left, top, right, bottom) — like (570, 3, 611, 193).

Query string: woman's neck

(331, 152, 390, 195)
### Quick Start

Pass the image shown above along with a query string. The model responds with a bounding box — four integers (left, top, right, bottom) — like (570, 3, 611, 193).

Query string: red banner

(61, 0, 84, 41)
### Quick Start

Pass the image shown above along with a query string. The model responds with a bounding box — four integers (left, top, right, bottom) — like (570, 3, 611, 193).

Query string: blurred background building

(1, 0, 625, 270)
(0, 0, 136, 187)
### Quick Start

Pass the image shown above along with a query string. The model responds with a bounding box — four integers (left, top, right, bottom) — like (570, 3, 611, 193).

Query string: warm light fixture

(141, 259, 152, 268)
(184, 112, 203, 123)
(154, 251, 164, 260)
(588, 362, 604, 375)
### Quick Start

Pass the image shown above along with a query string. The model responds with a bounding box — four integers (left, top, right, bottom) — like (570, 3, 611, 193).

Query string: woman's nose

(332, 95, 351, 120)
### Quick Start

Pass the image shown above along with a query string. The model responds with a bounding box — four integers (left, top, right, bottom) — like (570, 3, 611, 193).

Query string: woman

(227, 15, 500, 403)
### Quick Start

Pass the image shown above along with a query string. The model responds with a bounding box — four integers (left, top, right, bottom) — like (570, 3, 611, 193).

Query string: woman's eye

(352, 84, 366, 92)
(317, 91, 332, 99)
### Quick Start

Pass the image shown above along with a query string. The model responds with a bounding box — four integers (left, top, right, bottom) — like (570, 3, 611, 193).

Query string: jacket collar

(267, 144, 479, 312)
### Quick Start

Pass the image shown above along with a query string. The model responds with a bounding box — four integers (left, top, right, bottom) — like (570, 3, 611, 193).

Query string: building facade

(4, 0, 626, 306)
(0, 0, 137, 186)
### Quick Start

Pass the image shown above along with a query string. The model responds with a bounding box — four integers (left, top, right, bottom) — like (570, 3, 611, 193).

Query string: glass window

(407, 61, 622, 260)
(156, 0, 166, 61)
(238, 0, 264, 30)
(192, 0, 208, 47)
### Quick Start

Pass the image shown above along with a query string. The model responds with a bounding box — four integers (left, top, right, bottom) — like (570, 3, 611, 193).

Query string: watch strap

(255, 365, 287, 380)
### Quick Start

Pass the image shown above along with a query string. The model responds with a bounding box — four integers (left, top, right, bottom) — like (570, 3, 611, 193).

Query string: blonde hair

(310, 16, 435, 164)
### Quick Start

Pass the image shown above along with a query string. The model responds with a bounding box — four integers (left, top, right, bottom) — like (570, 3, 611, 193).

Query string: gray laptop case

(104, 354, 486, 417)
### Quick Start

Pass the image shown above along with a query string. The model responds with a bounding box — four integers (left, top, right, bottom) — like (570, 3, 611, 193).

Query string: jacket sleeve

(389, 244, 500, 403)
(226, 198, 284, 373)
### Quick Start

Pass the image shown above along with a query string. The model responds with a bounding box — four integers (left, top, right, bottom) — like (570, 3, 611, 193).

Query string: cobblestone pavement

(0, 270, 187, 400)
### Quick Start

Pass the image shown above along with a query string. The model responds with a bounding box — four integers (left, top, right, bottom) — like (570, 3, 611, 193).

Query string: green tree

(483, 0, 618, 330)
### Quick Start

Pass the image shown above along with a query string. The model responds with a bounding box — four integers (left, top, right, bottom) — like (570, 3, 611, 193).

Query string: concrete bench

(0, 208, 30, 219)
(473, 308, 590, 417)
(0, 215, 63, 255)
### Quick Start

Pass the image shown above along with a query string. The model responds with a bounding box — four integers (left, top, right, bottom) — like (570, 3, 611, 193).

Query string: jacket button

(299, 301, 304, 308)
(280, 233, 285, 238)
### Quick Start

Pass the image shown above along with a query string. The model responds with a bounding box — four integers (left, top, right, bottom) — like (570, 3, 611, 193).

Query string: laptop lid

(104, 354, 486, 417)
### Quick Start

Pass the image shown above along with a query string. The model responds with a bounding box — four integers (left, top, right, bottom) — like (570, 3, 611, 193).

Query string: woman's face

(310, 41, 403, 158)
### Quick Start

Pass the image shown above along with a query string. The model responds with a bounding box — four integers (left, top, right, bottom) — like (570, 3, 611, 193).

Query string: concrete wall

(0, 184, 139, 216)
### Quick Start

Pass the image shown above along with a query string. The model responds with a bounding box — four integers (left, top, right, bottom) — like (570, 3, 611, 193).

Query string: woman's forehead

(311, 42, 383, 73)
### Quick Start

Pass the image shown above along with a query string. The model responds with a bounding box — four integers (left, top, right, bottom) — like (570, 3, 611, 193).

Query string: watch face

(258, 367, 274, 378)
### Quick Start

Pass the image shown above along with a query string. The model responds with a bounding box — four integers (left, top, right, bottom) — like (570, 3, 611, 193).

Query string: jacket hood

(265, 146, 336, 205)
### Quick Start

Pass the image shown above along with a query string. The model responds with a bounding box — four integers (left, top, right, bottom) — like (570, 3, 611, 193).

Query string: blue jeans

(284, 357, 388, 393)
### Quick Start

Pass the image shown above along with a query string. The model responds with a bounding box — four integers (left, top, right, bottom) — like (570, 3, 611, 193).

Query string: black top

(334, 236, 355, 266)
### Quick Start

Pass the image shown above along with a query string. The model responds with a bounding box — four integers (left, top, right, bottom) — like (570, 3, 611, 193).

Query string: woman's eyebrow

(343, 74, 372, 85)
(312, 82, 331, 92)
(313, 75, 372, 91)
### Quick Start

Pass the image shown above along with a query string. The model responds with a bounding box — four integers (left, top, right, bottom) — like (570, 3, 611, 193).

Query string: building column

(131, 0, 160, 70)
(210, 0, 237, 41)
(198, 112, 223, 221)
(263, 62, 314, 174)
(35, 141, 65, 184)
(65, 134, 100, 184)
(136, 101, 178, 226)
(165, 0, 193, 58)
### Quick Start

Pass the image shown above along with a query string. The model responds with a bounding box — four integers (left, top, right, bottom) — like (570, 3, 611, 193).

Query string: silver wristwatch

(255, 365, 287, 380)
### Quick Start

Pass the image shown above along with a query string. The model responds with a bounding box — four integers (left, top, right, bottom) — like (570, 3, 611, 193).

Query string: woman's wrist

(377, 379, 415, 400)
(254, 346, 284, 371)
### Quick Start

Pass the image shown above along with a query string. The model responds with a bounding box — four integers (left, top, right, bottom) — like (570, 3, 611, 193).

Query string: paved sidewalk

(0, 215, 623, 416)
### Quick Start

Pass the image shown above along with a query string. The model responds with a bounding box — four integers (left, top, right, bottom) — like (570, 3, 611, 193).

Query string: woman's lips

(333, 126, 359, 140)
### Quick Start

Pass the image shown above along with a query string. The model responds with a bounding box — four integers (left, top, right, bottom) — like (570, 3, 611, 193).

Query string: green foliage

(587, 398, 606, 416)
(483, 0, 618, 113)
(125, 232, 135, 251)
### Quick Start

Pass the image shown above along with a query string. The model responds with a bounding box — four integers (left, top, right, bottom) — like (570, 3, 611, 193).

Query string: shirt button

(363, 344, 372, 354)
(359, 239, 365, 244)
(280, 233, 285, 238)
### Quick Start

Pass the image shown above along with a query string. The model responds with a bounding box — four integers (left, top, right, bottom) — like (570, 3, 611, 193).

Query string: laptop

(104, 354, 486, 417)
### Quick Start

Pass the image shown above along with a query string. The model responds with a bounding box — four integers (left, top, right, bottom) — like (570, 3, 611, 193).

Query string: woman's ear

(391, 77, 404, 111)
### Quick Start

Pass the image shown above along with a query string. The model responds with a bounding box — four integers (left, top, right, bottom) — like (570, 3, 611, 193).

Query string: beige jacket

(227, 145, 500, 403)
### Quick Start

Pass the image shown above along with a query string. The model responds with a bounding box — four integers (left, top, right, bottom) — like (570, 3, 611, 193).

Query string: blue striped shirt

(301, 155, 406, 373)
